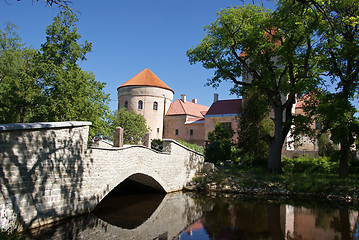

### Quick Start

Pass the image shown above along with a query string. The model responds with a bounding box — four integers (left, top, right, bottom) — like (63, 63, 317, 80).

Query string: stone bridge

(0, 121, 204, 231)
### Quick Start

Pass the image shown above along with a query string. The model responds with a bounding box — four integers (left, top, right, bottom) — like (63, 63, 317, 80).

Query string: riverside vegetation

(182, 128, 359, 204)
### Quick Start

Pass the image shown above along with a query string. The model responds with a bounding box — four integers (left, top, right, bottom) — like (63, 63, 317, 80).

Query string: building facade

(163, 94, 209, 146)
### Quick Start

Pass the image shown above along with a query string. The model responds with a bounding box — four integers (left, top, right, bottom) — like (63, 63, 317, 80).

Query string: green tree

(0, 22, 40, 123)
(187, 3, 318, 172)
(107, 108, 149, 145)
(35, 11, 109, 137)
(205, 123, 234, 164)
(296, 0, 359, 177)
(237, 89, 273, 166)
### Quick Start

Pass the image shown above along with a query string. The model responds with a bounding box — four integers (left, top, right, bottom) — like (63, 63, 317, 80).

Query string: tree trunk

(267, 106, 285, 173)
(339, 134, 354, 178)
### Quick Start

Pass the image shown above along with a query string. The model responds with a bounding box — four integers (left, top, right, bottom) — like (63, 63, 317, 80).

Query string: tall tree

(35, 11, 109, 137)
(187, 3, 318, 172)
(0, 22, 40, 123)
(297, 0, 359, 177)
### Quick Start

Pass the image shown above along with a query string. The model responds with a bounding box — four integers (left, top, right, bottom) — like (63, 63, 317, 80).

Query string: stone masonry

(0, 122, 204, 231)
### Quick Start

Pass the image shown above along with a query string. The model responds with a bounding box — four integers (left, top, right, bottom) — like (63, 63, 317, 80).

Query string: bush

(282, 155, 338, 174)
(177, 140, 204, 154)
(205, 123, 234, 164)
(151, 139, 163, 151)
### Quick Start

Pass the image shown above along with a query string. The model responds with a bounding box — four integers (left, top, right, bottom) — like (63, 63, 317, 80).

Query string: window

(138, 100, 143, 109)
(221, 122, 232, 129)
(190, 129, 193, 136)
(157, 128, 160, 133)
(175, 129, 179, 135)
(124, 101, 128, 109)
(153, 101, 158, 110)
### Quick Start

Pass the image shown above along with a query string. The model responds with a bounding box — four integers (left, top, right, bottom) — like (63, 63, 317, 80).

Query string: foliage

(0, 12, 110, 138)
(205, 123, 234, 164)
(151, 139, 163, 152)
(296, 0, 359, 177)
(107, 108, 148, 145)
(318, 131, 339, 157)
(187, 2, 319, 172)
(196, 164, 359, 197)
(177, 140, 204, 154)
(237, 89, 272, 166)
(0, 22, 40, 123)
(35, 11, 110, 137)
(282, 155, 338, 174)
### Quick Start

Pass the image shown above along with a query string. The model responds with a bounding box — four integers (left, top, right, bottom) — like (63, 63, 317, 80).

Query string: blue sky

(1, 0, 276, 111)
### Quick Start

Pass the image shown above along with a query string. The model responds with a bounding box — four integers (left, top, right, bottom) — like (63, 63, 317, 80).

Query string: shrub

(205, 123, 234, 164)
(282, 155, 338, 174)
(151, 139, 163, 151)
(177, 140, 204, 154)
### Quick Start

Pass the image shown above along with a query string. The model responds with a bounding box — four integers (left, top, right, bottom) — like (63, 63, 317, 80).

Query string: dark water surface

(24, 192, 359, 240)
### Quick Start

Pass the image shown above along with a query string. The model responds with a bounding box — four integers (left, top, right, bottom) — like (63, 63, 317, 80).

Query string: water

(24, 192, 359, 240)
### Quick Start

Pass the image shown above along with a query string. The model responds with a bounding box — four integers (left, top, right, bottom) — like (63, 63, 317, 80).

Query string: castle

(117, 68, 319, 154)
(117, 68, 242, 146)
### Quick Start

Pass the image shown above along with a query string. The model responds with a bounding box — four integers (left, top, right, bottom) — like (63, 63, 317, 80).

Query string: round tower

(117, 69, 174, 140)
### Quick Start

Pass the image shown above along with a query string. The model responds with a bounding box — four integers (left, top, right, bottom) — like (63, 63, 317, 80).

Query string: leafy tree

(205, 123, 234, 164)
(237, 89, 273, 166)
(296, 0, 359, 177)
(0, 22, 40, 123)
(187, 3, 318, 172)
(107, 108, 149, 145)
(35, 11, 109, 137)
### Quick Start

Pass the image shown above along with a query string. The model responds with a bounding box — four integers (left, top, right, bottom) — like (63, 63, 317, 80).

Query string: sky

(0, 0, 276, 111)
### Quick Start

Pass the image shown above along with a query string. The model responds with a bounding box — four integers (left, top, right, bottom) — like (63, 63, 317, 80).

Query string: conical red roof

(118, 68, 174, 93)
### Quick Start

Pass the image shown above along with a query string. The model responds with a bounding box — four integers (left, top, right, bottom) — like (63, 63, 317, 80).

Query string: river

(23, 192, 359, 240)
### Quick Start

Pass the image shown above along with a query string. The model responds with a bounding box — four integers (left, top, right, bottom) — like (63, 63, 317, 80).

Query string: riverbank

(184, 165, 359, 205)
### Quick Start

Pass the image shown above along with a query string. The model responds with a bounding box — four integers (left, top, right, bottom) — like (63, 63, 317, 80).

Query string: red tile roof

(118, 68, 174, 93)
(205, 99, 242, 116)
(166, 99, 209, 118)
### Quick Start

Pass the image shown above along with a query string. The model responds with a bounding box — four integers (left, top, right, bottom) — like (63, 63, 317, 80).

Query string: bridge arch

(96, 163, 170, 204)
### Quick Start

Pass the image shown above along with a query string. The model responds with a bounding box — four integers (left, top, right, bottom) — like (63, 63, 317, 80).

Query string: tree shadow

(0, 125, 90, 234)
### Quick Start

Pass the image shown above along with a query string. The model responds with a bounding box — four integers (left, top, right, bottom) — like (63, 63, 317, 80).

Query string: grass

(195, 165, 359, 201)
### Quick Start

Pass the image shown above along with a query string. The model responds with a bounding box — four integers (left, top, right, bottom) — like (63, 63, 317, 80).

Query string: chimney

(192, 99, 197, 104)
(181, 94, 186, 103)
(214, 93, 219, 102)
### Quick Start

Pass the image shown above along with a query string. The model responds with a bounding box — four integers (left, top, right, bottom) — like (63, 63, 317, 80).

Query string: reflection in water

(178, 196, 359, 240)
(93, 193, 166, 229)
(25, 192, 359, 240)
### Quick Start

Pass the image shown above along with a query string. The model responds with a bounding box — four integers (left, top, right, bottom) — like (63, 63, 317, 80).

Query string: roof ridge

(178, 99, 187, 114)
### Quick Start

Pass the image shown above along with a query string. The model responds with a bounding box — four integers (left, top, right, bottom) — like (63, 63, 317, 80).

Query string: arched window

(124, 101, 128, 109)
(138, 100, 143, 109)
(153, 101, 158, 110)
